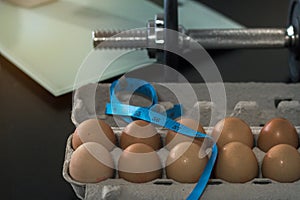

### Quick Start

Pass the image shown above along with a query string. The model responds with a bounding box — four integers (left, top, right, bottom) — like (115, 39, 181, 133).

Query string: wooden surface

(0, 54, 77, 199)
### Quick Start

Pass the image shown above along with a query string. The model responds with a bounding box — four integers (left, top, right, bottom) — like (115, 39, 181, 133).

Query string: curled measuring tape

(106, 78, 218, 200)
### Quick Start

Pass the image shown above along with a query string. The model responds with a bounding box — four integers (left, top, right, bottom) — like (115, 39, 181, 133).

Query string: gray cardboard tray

(63, 126, 300, 200)
(64, 82, 300, 199)
(71, 82, 300, 127)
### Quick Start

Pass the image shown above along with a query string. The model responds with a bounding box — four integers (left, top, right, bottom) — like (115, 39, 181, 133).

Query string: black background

(198, 0, 291, 82)
(0, 1, 292, 199)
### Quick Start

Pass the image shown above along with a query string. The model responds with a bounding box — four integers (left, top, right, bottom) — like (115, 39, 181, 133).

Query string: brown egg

(69, 142, 114, 183)
(214, 142, 258, 183)
(257, 118, 299, 152)
(211, 117, 253, 149)
(262, 144, 300, 182)
(118, 143, 162, 183)
(120, 120, 161, 150)
(165, 118, 206, 150)
(72, 119, 117, 151)
(166, 142, 208, 183)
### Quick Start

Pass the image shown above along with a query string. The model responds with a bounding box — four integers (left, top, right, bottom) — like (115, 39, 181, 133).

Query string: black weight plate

(289, 0, 300, 82)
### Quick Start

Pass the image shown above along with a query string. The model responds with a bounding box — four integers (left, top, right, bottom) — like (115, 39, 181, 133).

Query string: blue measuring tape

(106, 78, 218, 200)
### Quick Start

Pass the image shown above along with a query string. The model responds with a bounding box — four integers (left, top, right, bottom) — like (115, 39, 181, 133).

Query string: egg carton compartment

(63, 126, 300, 200)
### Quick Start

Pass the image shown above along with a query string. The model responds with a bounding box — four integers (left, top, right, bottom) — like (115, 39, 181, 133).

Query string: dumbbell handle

(93, 27, 297, 49)
(187, 28, 293, 49)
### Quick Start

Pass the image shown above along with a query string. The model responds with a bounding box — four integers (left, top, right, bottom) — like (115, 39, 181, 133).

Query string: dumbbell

(92, 0, 300, 82)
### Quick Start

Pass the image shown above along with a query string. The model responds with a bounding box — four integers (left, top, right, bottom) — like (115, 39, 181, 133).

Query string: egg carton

(65, 82, 300, 199)
(63, 126, 300, 200)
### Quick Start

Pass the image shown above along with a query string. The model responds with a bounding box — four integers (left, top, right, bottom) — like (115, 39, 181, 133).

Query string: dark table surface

(0, 0, 292, 199)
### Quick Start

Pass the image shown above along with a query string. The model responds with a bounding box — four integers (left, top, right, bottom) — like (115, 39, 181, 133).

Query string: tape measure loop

(105, 78, 218, 200)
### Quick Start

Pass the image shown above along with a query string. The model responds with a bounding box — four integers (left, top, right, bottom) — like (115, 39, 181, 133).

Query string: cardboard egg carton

(63, 126, 300, 200)
(64, 82, 300, 199)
